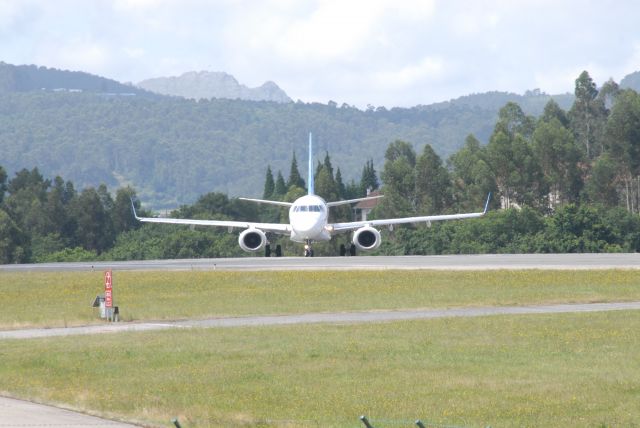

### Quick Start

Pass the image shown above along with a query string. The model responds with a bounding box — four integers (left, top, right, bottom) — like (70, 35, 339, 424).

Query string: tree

(485, 105, 547, 209)
(0, 165, 6, 204)
(448, 134, 496, 211)
(598, 78, 620, 108)
(603, 89, 640, 212)
(569, 71, 608, 159)
(112, 187, 140, 235)
(378, 140, 417, 217)
(0, 208, 28, 263)
(360, 159, 379, 195)
(532, 117, 583, 207)
(335, 167, 346, 199)
(71, 187, 115, 253)
(541, 99, 569, 128)
(494, 102, 535, 139)
(263, 166, 275, 199)
(414, 144, 452, 213)
(287, 152, 305, 190)
(584, 154, 619, 207)
(274, 171, 287, 197)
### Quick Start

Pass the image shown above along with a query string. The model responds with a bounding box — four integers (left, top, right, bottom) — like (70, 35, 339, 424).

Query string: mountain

(620, 71, 640, 91)
(0, 62, 148, 95)
(137, 71, 292, 103)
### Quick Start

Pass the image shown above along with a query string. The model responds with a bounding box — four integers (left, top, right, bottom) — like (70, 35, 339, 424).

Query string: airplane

(132, 133, 491, 257)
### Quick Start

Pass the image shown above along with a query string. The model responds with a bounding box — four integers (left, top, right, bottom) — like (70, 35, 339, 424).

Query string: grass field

(1, 311, 639, 427)
(1, 269, 640, 427)
(1, 270, 640, 329)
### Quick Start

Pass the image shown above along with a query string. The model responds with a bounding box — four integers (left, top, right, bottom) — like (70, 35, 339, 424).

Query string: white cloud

(35, 38, 110, 73)
(373, 57, 445, 88)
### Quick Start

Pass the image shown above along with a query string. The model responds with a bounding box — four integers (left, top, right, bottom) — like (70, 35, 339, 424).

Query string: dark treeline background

(2, 70, 640, 262)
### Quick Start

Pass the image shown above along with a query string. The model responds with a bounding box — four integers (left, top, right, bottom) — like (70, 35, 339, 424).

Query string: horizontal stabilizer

(238, 197, 293, 207)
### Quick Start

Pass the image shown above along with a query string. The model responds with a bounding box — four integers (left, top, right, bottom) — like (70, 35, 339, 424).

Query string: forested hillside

(1, 62, 639, 209)
(0, 62, 147, 94)
(0, 92, 500, 208)
(2, 69, 640, 263)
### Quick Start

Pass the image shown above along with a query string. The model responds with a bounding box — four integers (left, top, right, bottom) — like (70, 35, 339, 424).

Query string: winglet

(308, 132, 314, 195)
(483, 192, 492, 214)
(130, 197, 141, 220)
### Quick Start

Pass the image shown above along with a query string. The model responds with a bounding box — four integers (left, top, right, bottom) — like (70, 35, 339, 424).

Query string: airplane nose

(293, 218, 321, 237)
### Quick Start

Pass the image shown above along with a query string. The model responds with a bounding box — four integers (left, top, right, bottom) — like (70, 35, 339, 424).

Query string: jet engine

(239, 228, 267, 252)
(352, 226, 381, 251)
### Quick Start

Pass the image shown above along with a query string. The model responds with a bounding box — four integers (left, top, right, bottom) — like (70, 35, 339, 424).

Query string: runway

(1, 253, 640, 272)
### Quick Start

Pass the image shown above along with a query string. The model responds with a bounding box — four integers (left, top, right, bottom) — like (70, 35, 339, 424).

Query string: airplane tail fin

(308, 132, 314, 195)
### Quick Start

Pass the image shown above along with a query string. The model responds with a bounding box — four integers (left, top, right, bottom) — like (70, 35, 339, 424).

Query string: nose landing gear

(304, 240, 314, 257)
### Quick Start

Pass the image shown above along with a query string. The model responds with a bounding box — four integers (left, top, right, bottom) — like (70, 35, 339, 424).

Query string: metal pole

(171, 418, 182, 428)
(416, 420, 426, 428)
(360, 415, 375, 428)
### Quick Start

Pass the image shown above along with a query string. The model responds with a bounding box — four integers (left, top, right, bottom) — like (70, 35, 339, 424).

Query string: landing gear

(304, 241, 314, 257)
(266, 244, 283, 257)
(349, 244, 356, 256)
(339, 244, 346, 256)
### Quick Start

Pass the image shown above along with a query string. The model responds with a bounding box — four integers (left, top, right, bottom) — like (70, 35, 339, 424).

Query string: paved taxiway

(0, 396, 140, 427)
(2, 301, 640, 340)
(1, 253, 640, 272)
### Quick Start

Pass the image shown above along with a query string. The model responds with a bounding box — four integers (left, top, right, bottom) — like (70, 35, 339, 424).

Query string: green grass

(1, 311, 639, 427)
(1, 270, 640, 329)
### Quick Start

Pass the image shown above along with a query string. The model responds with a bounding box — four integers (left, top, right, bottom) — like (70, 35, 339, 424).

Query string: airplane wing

(329, 193, 491, 233)
(131, 201, 291, 234)
(326, 195, 384, 207)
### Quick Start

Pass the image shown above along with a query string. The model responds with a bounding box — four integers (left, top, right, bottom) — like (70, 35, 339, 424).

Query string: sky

(1, 0, 639, 108)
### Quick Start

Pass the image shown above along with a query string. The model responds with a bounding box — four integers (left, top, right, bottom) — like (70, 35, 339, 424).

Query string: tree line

(1, 70, 640, 262)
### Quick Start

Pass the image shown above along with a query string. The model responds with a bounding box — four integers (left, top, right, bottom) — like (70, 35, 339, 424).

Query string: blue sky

(1, 0, 639, 107)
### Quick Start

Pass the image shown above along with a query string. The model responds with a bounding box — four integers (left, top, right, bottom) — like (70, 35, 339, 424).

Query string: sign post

(104, 270, 113, 320)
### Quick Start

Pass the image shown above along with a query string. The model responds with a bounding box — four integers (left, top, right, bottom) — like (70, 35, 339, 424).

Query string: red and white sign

(104, 270, 113, 308)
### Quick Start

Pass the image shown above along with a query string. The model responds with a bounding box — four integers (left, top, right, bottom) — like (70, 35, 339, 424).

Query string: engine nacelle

(238, 228, 267, 252)
(352, 226, 381, 251)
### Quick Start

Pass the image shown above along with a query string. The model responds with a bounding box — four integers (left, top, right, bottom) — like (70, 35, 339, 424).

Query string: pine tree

(335, 167, 346, 199)
(287, 152, 305, 190)
(360, 159, 379, 195)
(263, 166, 275, 199)
(274, 171, 287, 196)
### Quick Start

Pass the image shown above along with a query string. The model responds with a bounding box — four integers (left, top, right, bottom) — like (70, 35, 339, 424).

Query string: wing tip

(483, 192, 492, 214)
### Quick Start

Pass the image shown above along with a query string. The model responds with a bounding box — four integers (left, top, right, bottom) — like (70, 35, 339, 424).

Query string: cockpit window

(293, 205, 324, 212)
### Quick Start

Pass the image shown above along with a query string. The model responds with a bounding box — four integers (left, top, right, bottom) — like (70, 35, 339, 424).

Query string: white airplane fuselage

(288, 194, 331, 242)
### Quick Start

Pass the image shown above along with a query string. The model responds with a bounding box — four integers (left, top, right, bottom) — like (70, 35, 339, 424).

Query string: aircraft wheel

(339, 244, 346, 256)
(349, 244, 356, 256)
(265, 244, 271, 257)
(275, 244, 282, 257)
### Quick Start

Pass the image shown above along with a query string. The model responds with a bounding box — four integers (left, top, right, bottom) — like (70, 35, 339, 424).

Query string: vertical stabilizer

(308, 132, 314, 195)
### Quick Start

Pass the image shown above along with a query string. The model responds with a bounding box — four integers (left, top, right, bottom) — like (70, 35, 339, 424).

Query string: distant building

(353, 189, 382, 221)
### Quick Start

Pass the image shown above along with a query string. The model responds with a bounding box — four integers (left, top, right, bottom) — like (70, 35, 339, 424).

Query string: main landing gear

(265, 244, 282, 257)
(339, 244, 357, 256)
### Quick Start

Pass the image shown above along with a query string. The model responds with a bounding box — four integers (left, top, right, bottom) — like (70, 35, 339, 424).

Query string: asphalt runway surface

(1, 253, 640, 272)
(0, 396, 140, 427)
(2, 301, 640, 340)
